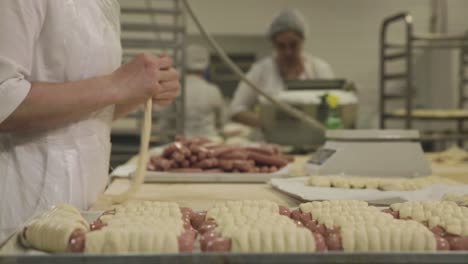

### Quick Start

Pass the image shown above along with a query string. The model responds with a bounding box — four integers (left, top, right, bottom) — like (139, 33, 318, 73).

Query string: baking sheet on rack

(270, 177, 468, 205)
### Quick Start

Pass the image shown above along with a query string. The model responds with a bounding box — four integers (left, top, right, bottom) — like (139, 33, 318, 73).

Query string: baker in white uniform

(183, 44, 225, 141)
(230, 8, 335, 127)
(0, 0, 180, 243)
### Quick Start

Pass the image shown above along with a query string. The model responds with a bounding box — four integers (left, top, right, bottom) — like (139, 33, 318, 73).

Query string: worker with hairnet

(230, 8, 335, 127)
(184, 44, 226, 141)
(159, 44, 225, 142)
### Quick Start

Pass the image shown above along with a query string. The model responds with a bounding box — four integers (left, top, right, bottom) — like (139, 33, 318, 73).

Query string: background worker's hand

(110, 53, 181, 107)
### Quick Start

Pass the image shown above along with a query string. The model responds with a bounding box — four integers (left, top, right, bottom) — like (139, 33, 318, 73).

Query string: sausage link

(178, 229, 195, 253)
(218, 150, 249, 160)
(168, 168, 203, 173)
(162, 143, 178, 158)
(434, 234, 450, 251)
(190, 211, 207, 230)
(248, 152, 288, 167)
(381, 208, 400, 219)
(325, 232, 342, 251)
(304, 221, 326, 236)
(313, 232, 328, 252)
(218, 160, 234, 171)
(446, 235, 468, 250)
(206, 237, 231, 252)
(67, 230, 86, 253)
(171, 152, 185, 162)
(278, 206, 291, 217)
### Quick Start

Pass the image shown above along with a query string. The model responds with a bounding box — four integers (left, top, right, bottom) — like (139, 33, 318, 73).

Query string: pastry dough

(300, 200, 392, 229)
(24, 204, 89, 253)
(227, 225, 316, 253)
(341, 221, 436, 252)
(206, 200, 316, 253)
(307, 175, 457, 191)
(85, 201, 185, 254)
(300, 200, 437, 252)
(108, 99, 153, 203)
(391, 201, 468, 236)
(85, 227, 180, 254)
(443, 193, 468, 206)
(207, 200, 279, 221)
(428, 145, 468, 165)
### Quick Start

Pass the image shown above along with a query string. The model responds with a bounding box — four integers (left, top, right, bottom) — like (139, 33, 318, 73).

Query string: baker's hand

(110, 53, 180, 106)
(152, 54, 181, 107)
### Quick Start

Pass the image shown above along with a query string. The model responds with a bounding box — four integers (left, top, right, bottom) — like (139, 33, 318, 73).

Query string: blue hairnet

(268, 8, 307, 39)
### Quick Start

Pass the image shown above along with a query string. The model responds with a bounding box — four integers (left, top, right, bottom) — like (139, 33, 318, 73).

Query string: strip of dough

(107, 99, 152, 204)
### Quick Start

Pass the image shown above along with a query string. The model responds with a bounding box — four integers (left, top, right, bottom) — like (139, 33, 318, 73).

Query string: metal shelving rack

(208, 53, 256, 98)
(118, 0, 186, 140)
(110, 0, 186, 167)
(379, 12, 468, 146)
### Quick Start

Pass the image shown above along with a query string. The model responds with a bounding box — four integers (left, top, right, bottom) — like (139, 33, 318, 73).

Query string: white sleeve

(229, 64, 263, 116)
(0, 0, 46, 123)
(210, 84, 228, 125)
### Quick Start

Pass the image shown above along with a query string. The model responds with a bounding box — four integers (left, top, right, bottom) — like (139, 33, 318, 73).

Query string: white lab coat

(230, 53, 334, 116)
(184, 74, 225, 139)
(0, 0, 122, 243)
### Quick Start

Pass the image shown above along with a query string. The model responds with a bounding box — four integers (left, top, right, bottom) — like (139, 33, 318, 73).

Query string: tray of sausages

(18, 200, 468, 254)
(144, 137, 293, 183)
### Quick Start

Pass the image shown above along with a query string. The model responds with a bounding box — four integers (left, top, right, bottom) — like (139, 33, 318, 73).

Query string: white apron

(0, 0, 122, 243)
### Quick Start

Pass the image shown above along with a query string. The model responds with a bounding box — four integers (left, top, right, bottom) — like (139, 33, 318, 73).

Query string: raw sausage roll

(86, 201, 195, 253)
(195, 200, 325, 253)
(23, 204, 89, 253)
(386, 201, 468, 250)
(297, 200, 443, 252)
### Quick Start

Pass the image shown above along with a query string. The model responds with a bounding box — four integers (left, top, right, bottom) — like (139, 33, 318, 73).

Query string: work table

(91, 154, 468, 211)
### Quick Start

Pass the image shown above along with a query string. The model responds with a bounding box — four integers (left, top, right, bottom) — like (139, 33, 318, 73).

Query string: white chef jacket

(230, 53, 334, 116)
(0, 0, 122, 243)
(184, 74, 225, 139)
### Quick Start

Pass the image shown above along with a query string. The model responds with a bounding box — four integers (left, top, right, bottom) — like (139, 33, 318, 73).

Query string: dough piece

(341, 220, 436, 252)
(87, 200, 187, 253)
(226, 225, 316, 253)
(429, 145, 468, 165)
(215, 213, 297, 234)
(24, 204, 89, 253)
(102, 201, 182, 219)
(207, 200, 279, 220)
(85, 227, 180, 254)
(307, 175, 458, 191)
(443, 193, 468, 206)
(108, 99, 153, 203)
(390, 201, 468, 236)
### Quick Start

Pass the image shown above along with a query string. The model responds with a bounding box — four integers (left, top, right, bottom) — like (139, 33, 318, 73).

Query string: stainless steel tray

(1, 252, 468, 264)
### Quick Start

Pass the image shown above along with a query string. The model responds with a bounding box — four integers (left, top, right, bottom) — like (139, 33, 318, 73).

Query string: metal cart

(379, 12, 468, 148)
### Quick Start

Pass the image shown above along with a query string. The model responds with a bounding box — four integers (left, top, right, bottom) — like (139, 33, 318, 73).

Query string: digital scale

(304, 130, 432, 178)
(260, 79, 358, 148)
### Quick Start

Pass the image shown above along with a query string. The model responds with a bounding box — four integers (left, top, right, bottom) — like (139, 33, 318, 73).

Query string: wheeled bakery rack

(379, 12, 468, 147)
(110, 0, 187, 166)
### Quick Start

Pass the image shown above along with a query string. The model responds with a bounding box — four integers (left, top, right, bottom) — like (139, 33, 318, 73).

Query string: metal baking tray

(1, 252, 468, 264)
